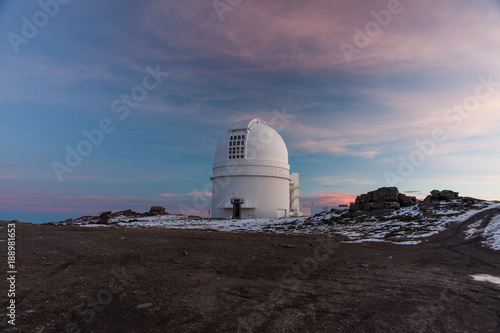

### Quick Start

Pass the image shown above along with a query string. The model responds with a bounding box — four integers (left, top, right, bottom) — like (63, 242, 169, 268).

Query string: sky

(1, 0, 500, 222)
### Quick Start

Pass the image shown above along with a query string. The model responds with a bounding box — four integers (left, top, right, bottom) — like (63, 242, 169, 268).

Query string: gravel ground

(0, 208, 499, 332)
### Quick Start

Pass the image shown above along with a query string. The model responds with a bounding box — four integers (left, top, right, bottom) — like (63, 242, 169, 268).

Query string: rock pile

(423, 190, 459, 203)
(347, 188, 485, 217)
(349, 187, 417, 215)
(148, 206, 167, 216)
(56, 206, 170, 225)
(99, 211, 112, 224)
(419, 189, 485, 210)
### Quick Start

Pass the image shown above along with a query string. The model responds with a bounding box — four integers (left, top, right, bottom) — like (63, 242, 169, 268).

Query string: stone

(440, 190, 459, 200)
(387, 202, 401, 210)
(399, 193, 415, 207)
(430, 190, 441, 200)
(149, 206, 166, 215)
(371, 209, 396, 216)
(112, 209, 139, 217)
(137, 303, 153, 309)
(349, 187, 416, 215)
(349, 203, 360, 213)
(428, 190, 459, 202)
(462, 196, 483, 204)
(99, 211, 111, 224)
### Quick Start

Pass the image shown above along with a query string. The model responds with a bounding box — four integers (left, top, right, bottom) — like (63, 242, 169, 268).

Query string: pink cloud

(305, 192, 357, 206)
(141, 0, 500, 72)
(186, 191, 212, 196)
(160, 193, 179, 197)
(82, 195, 139, 201)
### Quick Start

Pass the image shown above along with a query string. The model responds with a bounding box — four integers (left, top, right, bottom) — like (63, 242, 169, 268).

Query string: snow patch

(482, 214, 500, 250)
(69, 201, 500, 248)
(470, 274, 500, 286)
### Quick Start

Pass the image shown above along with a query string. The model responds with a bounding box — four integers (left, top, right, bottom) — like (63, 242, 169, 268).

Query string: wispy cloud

(308, 192, 357, 205)
(140, 0, 500, 73)
(312, 176, 375, 187)
(186, 191, 212, 196)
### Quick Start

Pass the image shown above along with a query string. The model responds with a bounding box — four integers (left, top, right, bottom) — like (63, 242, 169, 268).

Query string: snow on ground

(470, 274, 500, 286)
(306, 201, 500, 245)
(481, 214, 500, 250)
(70, 201, 500, 248)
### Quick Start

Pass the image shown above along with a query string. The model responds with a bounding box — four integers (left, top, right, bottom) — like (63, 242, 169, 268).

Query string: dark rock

(349, 203, 360, 213)
(112, 209, 139, 217)
(462, 196, 483, 204)
(387, 202, 401, 210)
(428, 190, 459, 202)
(441, 190, 459, 200)
(149, 206, 166, 215)
(399, 193, 416, 207)
(99, 211, 112, 224)
(430, 190, 441, 200)
(350, 187, 416, 215)
(371, 209, 396, 216)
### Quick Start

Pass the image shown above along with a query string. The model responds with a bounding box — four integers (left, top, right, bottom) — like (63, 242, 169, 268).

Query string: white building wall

(210, 118, 297, 219)
(212, 174, 290, 219)
(289, 173, 302, 216)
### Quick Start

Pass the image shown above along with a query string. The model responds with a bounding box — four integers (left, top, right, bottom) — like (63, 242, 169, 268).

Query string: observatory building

(211, 118, 301, 219)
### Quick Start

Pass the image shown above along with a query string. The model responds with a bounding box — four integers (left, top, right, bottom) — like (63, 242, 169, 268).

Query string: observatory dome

(211, 118, 301, 219)
(213, 118, 288, 166)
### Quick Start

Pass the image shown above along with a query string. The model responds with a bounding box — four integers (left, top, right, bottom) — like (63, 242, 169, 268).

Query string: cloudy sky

(1, 0, 499, 222)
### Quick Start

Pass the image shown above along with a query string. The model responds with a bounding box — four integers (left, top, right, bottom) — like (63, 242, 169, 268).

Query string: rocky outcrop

(349, 187, 416, 215)
(148, 206, 167, 216)
(99, 211, 112, 224)
(423, 190, 459, 203)
(111, 209, 139, 217)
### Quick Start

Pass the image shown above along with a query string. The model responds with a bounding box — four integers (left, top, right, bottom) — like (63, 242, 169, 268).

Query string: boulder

(399, 193, 416, 207)
(149, 206, 166, 215)
(349, 203, 360, 213)
(441, 190, 459, 200)
(112, 209, 139, 217)
(429, 190, 459, 202)
(462, 196, 483, 204)
(350, 187, 416, 214)
(99, 211, 112, 224)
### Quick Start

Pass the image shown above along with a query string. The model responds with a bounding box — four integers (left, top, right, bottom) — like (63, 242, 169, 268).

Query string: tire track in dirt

(429, 208, 500, 270)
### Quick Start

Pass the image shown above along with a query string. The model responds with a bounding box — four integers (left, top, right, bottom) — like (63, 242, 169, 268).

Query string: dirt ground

(1, 208, 499, 332)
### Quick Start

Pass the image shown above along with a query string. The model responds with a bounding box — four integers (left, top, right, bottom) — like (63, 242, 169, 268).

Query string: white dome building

(211, 118, 301, 219)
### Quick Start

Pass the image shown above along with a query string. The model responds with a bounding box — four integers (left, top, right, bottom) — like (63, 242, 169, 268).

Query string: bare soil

(1, 208, 499, 332)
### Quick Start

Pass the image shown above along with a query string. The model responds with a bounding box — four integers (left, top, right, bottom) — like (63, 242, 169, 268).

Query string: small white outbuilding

(210, 118, 301, 219)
